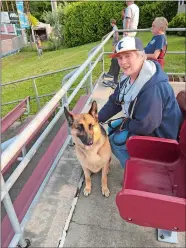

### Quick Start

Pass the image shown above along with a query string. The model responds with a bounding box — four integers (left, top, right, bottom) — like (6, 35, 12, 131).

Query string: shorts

(126, 32, 137, 37)
(38, 48, 43, 56)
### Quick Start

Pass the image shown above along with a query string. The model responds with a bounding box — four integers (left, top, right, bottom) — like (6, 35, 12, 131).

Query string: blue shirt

(144, 34, 167, 54)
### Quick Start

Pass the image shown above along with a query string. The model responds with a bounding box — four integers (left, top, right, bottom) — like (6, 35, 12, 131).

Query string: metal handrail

(1, 30, 110, 248)
(2, 65, 81, 86)
(2, 27, 185, 110)
(117, 27, 186, 32)
(1, 27, 185, 248)
(1, 30, 114, 172)
(104, 51, 186, 54)
(2, 27, 185, 171)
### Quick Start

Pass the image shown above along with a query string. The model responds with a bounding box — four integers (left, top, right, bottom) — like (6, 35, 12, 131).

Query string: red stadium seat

(116, 91, 186, 241)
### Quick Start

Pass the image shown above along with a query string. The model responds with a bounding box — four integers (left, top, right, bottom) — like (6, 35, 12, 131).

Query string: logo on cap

(117, 41, 124, 51)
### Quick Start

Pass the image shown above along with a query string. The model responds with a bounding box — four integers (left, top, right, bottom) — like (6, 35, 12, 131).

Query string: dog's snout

(86, 135, 93, 146)
(77, 132, 93, 146)
(87, 139, 93, 146)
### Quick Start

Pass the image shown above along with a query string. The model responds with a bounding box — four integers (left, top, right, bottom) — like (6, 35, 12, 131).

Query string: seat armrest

(126, 136, 180, 162)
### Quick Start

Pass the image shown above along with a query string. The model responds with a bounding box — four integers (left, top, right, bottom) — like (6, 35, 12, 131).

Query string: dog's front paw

(83, 187, 91, 196)
(102, 187, 110, 197)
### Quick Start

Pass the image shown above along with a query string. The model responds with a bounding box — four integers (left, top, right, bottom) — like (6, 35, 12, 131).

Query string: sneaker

(103, 72, 114, 81)
(103, 80, 117, 89)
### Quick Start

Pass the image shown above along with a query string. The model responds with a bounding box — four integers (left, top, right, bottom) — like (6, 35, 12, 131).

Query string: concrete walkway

(24, 80, 185, 247)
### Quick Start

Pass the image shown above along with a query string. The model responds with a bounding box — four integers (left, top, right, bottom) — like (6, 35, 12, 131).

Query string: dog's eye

(77, 124, 84, 131)
(89, 124, 93, 130)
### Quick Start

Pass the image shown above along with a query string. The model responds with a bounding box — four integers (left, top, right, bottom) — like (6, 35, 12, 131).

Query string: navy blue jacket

(98, 62, 183, 140)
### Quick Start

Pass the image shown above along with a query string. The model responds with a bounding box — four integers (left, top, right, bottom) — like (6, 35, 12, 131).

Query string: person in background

(103, 1, 139, 87)
(124, 1, 139, 37)
(103, 10, 125, 84)
(145, 17, 168, 60)
(103, 17, 168, 89)
(110, 18, 119, 53)
(35, 36, 43, 57)
(98, 36, 183, 169)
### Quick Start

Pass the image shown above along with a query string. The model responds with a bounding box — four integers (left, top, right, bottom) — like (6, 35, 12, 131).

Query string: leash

(100, 117, 128, 137)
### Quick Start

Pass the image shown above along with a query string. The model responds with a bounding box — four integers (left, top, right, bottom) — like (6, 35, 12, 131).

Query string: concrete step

(24, 146, 83, 247)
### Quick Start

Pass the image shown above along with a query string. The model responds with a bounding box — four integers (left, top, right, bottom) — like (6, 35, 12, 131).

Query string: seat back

(1, 97, 30, 134)
(177, 90, 186, 119)
(179, 120, 186, 157)
(170, 91, 186, 199)
(177, 90, 186, 156)
(172, 119, 186, 199)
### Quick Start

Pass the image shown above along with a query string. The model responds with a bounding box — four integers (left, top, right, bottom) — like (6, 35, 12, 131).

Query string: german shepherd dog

(64, 101, 111, 197)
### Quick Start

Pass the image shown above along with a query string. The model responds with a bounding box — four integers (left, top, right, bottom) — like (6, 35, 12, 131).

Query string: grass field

(2, 33, 185, 117)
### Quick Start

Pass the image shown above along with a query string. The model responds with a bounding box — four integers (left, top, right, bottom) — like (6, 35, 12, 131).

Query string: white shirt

(125, 3, 139, 30)
(119, 60, 156, 117)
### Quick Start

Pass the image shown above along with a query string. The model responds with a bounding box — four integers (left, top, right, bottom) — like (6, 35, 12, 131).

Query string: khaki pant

(125, 32, 137, 37)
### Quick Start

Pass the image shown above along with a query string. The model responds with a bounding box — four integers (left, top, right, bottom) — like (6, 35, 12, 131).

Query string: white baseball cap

(110, 36, 144, 58)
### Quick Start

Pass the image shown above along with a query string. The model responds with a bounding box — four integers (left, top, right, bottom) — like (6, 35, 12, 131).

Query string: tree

(26, 13, 39, 44)
(29, 1, 51, 22)
(42, 4, 66, 49)
(27, 13, 39, 27)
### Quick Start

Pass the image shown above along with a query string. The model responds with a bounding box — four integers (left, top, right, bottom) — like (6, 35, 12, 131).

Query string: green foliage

(168, 13, 186, 36)
(42, 4, 66, 50)
(62, 1, 178, 47)
(25, 1, 179, 49)
(44, 38, 63, 51)
(42, 4, 65, 28)
(62, 1, 124, 47)
(27, 13, 39, 27)
(138, 1, 178, 28)
(29, 1, 52, 22)
(135, 1, 154, 7)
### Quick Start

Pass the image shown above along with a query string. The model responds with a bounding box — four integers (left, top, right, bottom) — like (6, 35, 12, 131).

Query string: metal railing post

(102, 45, 105, 74)
(24, 97, 30, 115)
(61, 76, 74, 146)
(85, 68, 89, 95)
(63, 95, 74, 146)
(88, 62, 93, 93)
(61, 89, 68, 107)
(1, 174, 27, 248)
(88, 45, 101, 94)
(32, 79, 41, 110)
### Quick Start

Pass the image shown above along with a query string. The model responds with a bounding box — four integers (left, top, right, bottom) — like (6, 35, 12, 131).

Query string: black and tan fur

(64, 101, 111, 197)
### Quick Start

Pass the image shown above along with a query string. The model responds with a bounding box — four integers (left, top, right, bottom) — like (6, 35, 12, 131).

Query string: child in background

(145, 17, 168, 60)
(110, 19, 119, 53)
(103, 17, 168, 89)
(103, 12, 125, 82)
(35, 36, 43, 57)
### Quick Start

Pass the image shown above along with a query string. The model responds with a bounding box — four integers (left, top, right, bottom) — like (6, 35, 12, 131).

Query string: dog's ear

(88, 100, 98, 121)
(64, 107, 74, 126)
